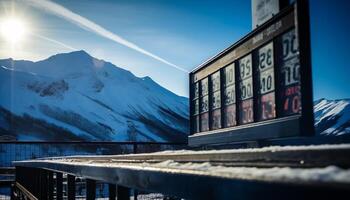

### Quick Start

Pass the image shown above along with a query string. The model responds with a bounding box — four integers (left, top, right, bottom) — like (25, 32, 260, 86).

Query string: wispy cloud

(23, 0, 189, 73)
(32, 33, 77, 51)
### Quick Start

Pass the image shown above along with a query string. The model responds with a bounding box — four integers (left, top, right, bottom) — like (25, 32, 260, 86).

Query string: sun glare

(0, 17, 28, 44)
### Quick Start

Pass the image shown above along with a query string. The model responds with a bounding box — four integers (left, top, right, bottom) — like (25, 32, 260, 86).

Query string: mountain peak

(69, 50, 90, 57)
(48, 50, 92, 60)
(142, 76, 152, 81)
(0, 58, 13, 62)
(39, 50, 98, 71)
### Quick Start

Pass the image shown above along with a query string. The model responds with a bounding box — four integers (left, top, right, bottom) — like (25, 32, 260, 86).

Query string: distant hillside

(0, 50, 189, 142)
(314, 98, 350, 136)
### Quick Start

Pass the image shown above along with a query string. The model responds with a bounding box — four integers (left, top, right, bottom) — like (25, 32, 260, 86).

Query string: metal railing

(11, 143, 350, 200)
(0, 141, 187, 167)
(0, 141, 186, 199)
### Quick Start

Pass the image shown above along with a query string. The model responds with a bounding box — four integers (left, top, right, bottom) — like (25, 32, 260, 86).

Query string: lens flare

(0, 18, 28, 44)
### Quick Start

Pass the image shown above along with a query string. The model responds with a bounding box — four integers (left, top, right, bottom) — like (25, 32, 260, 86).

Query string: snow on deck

(15, 144, 350, 185)
(147, 143, 350, 155)
(40, 143, 350, 160)
(32, 158, 350, 185)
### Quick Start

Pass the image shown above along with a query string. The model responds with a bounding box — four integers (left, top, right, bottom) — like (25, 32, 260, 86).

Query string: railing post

(56, 172, 63, 200)
(48, 171, 54, 200)
(133, 143, 138, 154)
(67, 174, 76, 200)
(109, 184, 116, 200)
(32, 167, 41, 198)
(10, 181, 16, 200)
(86, 179, 96, 200)
(134, 189, 138, 200)
(39, 169, 48, 200)
(117, 185, 130, 200)
(132, 144, 138, 200)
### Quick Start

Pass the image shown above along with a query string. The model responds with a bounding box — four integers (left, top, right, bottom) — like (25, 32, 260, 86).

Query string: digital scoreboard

(189, 0, 314, 147)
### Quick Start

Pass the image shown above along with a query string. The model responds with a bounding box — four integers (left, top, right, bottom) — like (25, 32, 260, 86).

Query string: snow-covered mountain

(0, 50, 189, 142)
(314, 98, 350, 136)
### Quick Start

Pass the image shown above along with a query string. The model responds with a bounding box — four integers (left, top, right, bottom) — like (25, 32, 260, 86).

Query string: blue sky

(0, 0, 349, 100)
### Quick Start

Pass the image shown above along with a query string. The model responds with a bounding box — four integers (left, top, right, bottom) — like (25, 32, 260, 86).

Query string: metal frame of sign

(188, 0, 314, 147)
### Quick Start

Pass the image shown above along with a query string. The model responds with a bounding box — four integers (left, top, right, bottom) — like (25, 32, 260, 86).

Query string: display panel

(211, 109, 221, 130)
(257, 42, 276, 121)
(201, 78, 209, 96)
(279, 29, 301, 116)
(223, 63, 237, 127)
(194, 99, 199, 115)
(200, 78, 210, 131)
(224, 63, 235, 87)
(211, 71, 221, 92)
(210, 71, 221, 130)
(238, 54, 254, 124)
(223, 104, 236, 127)
(200, 95, 209, 113)
(194, 82, 199, 99)
(191, 82, 200, 133)
(193, 115, 200, 133)
(224, 85, 236, 105)
(212, 91, 221, 109)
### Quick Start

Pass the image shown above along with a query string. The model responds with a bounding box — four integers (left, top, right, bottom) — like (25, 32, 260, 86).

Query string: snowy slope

(314, 98, 350, 136)
(0, 51, 189, 142)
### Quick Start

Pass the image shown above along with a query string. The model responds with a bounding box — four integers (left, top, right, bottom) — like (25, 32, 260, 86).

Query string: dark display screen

(190, 29, 301, 133)
(189, 3, 314, 145)
(190, 9, 306, 135)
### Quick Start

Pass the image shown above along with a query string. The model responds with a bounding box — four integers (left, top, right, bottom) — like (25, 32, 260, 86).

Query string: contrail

(31, 33, 77, 51)
(23, 0, 189, 73)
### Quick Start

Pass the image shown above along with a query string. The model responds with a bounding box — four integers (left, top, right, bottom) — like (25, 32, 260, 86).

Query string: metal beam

(32, 143, 350, 168)
(67, 174, 76, 200)
(86, 179, 96, 200)
(13, 158, 350, 200)
(56, 172, 63, 200)
(133, 189, 138, 200)
(109, 184, 116, 200)
(117, 185, 130, 200)
(48, 171, 54, 200)
(39, 169, 48, 200)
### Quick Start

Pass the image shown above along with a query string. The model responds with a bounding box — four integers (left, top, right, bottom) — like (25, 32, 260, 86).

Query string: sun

(0, 17, 28, 44)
